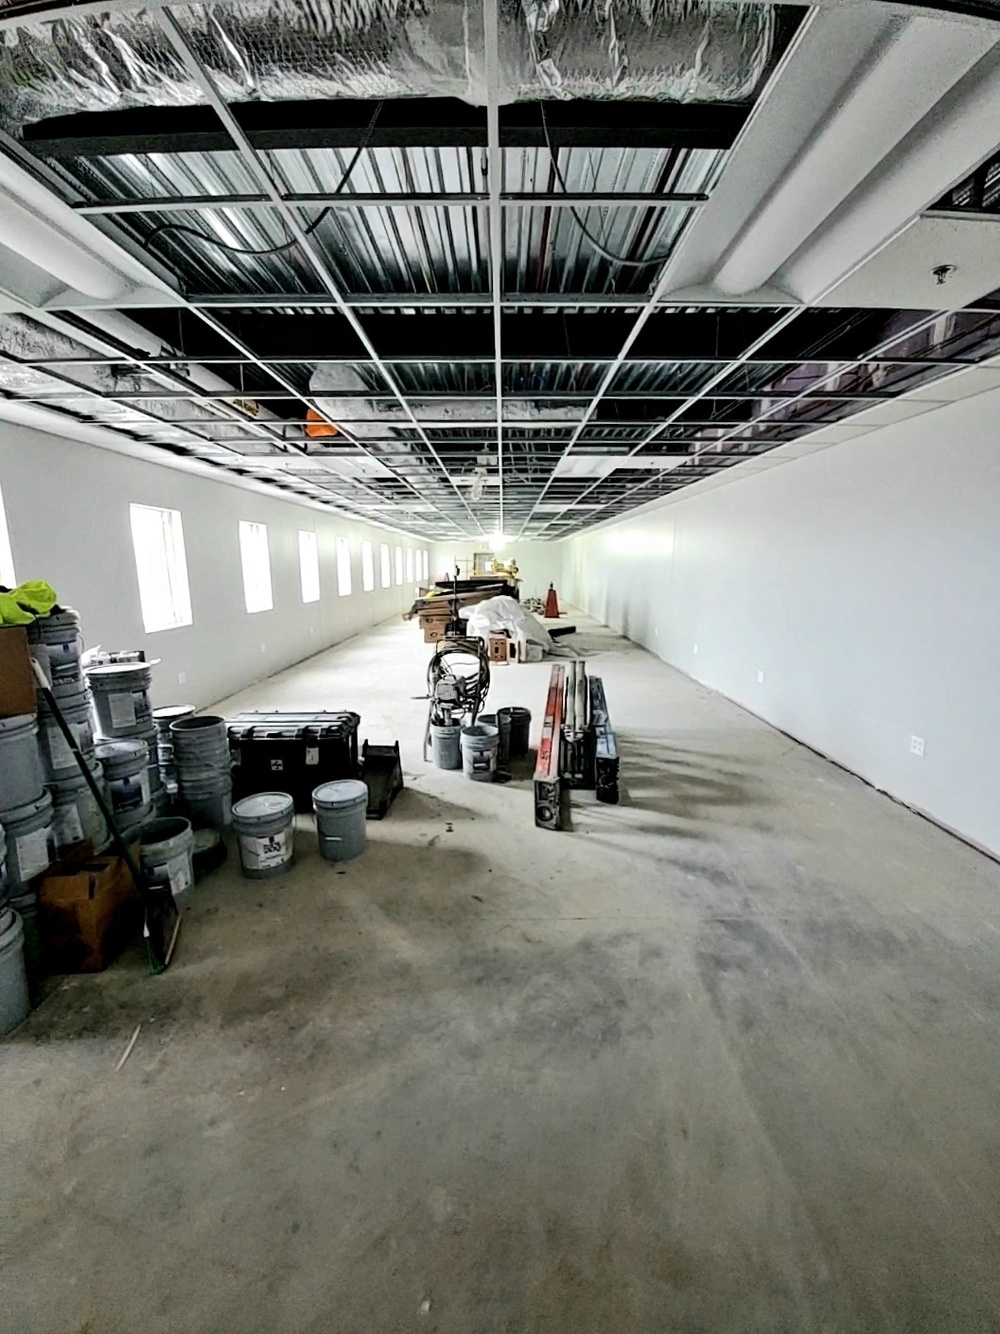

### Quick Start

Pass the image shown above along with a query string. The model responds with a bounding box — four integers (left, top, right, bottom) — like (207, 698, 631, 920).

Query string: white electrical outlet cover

(757, 670, 766, 684)
(178, 670, 186, 685)
(910, 735, 926, 756)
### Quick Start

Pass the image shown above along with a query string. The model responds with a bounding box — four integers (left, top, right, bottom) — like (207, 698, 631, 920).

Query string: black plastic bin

(227, 712, 360, 812)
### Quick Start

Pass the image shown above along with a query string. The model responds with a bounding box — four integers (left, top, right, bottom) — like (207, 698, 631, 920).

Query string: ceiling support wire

(538, 306, 967, 535)
(484, 0, 505, 537)
(156, 5, 484, 537)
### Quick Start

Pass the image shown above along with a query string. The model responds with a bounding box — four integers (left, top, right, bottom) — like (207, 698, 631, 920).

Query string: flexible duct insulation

(0, 0, 774, 132)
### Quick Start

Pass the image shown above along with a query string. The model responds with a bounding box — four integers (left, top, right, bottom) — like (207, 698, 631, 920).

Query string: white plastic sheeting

(460, 593, 553, 658)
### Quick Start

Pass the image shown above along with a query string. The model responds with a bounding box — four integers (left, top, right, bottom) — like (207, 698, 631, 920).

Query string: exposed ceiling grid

(0, 0, 998, 538)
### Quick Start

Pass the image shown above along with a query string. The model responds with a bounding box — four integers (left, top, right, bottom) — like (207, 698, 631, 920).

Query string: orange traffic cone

(543, 583, 560, 618)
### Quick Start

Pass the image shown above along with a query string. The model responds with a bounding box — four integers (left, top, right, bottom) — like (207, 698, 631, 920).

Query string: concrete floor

(5, 612, 1000, 1332)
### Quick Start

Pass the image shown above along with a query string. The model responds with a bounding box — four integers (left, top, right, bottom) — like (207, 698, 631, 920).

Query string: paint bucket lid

(86, 661, 154, 688)
(0, 789, 52, 827)
(154, 705, 196, 725)
(312, 779, 368, 810)
(233, 792, 294, 823)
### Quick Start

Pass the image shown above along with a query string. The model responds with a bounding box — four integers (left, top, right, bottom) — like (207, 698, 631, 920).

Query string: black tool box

(227, 712, 360, 812)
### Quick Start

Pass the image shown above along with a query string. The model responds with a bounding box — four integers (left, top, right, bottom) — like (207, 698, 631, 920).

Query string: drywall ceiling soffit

(663, 5, 975, 292)
(815, 215, 1000, 308)
(905, 362, 1000, 400)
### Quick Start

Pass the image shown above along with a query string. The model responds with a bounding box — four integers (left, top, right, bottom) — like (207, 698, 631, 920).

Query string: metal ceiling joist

(25, 99, 748, 159)
(154, 5, 483, 537)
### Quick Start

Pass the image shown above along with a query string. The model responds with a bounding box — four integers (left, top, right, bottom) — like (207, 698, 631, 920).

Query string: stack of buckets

(153, 704, 195, 803)
(29, 609, 106, 857)
(169, 715, 233, 831)
(85, 657, 164, 836)
(0, 716, 50, 1030)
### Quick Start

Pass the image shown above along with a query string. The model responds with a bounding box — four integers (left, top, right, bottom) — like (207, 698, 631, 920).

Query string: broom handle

(31, 659, 151, 901)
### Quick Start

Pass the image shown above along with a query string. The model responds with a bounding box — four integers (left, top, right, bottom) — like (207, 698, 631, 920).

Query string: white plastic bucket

(0, 715, 46, 810)
(313, 780, 368, 863)
(96, 739, 151, 818)
(0, 791, 55, 889)
(461, 723, 499, 782)
(86, 662, 154, 737)
(232, 792, 295, 879)
(139, 817, 195, 903)
(50, 761, 108, 853)
(0, 907, 29, 1034)
(430, 722, 461, 770)
(38, 682, 96, 781)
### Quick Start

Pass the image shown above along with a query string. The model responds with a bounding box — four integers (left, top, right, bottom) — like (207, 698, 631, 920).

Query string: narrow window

(361, 540, 375, 592)
(0, 483, 16, 587)
(298, 530, 320, 603)
(394, 545, 403, 586)
(405, 548, 414, 584)
(336, 536, 352, 596)
(380, 543, 391, 589)
(238, 520, 273, 613)
(130, 503, 193, 631)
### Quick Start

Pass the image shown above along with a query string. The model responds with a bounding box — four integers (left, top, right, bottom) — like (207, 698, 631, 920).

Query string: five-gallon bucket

(0, 907, 29, 1034)
(37, 681, 96, 781)
(0, 791, 55, 889)
(139, 817, 195, 903)
(95, 738, 152, 835)
(232, 792, 295, 879)
(50, 761, 108, 854)
(430, 722, 461, 770)
(0, 715, 46, 811)
(461, 723, 499, 783)
(86, 661, 154, 737)
(504, 706, 531, 759)
(478, 713, 511, 769)
(312, 780, 368, 863)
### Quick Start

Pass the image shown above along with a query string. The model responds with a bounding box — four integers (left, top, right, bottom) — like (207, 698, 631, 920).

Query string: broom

(31, 660, 180, 973)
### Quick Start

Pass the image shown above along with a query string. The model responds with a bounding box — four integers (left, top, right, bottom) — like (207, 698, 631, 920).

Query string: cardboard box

(39, 847, 142, 973)
(488, 633, 514, 664)
(0, 626, 36, 717)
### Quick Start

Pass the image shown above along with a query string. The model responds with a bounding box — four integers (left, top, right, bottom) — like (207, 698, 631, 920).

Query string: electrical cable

(538, 102, 679, 270)
(140, 101, 383, 260)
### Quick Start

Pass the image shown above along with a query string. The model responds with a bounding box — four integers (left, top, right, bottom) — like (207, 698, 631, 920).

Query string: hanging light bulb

(488, 531, 510, 552)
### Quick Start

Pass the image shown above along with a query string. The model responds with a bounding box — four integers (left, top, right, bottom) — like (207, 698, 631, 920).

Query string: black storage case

(227, 711, 360, 812)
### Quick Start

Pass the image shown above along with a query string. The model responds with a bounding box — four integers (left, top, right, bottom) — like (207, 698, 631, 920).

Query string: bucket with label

(0, 906, 29, 1033)
(139, 817, 195, 904)
(86, 661, 154, 738)
(430, 722, 461, 770)
(96, 738, 151, 818)
(232, 792, 295, 879)
(153, 705, 194, 789)
(50, 761, 108, 854)
(0, 715, 46, 811)
(27, 608, 83, 673)
(478, 713, 511, 769)
(37, 681, 96, 781)
(312, 780, 368, 863)
(0, 791, 55, 889)
(460, 723, 499, 783)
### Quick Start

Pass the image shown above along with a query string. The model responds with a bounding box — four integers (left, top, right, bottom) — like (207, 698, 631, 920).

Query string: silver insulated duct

(0, 0, 776, 133)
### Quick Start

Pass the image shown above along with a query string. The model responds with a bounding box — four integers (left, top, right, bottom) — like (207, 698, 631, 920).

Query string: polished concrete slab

(5, 612, 1000, 1332)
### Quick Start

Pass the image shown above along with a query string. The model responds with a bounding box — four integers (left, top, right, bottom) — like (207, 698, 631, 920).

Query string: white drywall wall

(0, 420, 427, 708)
(564, 389, 1000, 856)
(431, 540, 564, 602)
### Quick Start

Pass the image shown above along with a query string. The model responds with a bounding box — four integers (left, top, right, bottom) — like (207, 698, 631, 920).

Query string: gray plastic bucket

(504, 706, 531, 759)
(0, 791, 55, 889)
(27, 608, 83, 668)
(50, 762, 108, 853)
(153, 706, 194, 786)
(0, 715, 46, 811)
(478, 712, 511, 768)
(232, 792, 295, 879)
(0, 907, 29, 1033)
(430, 722, 461, 770)
(38, 682, 96, 781)
(461, 723, 499, 782)
(86, 662, 154, 737)
(140, 817, 195, 903)
(170, 715, 229, 765)
(313, 780, 368, 863)
(0, 821, 8, 909)
(178, 772, 232, 831)
(96, 738, 151, 819)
